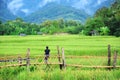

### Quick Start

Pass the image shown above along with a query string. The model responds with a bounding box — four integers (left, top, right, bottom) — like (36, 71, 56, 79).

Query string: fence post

(57, 46, 62, 70)
(62, 48, 66, 69)
(113, 50, 118, 69)
(108, 44, 111, 70)
(26, 48, 30, 71)
(18, 54, 22, 66)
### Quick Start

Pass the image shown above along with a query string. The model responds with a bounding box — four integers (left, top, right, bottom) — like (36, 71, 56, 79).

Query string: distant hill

(0, 0, 115, 23)
(24, 3, 89, 23)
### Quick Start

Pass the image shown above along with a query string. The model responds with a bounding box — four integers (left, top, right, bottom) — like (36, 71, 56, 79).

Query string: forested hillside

(24, 3, 89, 23)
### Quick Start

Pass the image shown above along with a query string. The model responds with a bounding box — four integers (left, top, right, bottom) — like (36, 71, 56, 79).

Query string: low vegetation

(0, 66, 120, 80)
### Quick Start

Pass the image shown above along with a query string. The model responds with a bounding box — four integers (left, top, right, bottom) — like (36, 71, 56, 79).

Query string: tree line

(0, 1, 120, 36)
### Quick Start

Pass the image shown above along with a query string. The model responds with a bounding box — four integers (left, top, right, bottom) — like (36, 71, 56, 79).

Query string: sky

(7, 0, 113, 15)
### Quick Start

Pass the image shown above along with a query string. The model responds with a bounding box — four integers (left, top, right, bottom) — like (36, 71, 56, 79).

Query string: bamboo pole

(1, 63, 120, 69)
(108, 44, 111, 70)
(18, 54, 22, 66)
(1, 55, 120, 60)
(57, 46, 62, 70)
(26, 48, 30, 72)
(62, 48, 66, 69)
(113, 50, 118, 69)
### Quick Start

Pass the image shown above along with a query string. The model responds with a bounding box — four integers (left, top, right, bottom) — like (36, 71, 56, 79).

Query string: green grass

(0, 35, 120, 80)
(0, 35, 120, 56)
(0, 67, 120, 80)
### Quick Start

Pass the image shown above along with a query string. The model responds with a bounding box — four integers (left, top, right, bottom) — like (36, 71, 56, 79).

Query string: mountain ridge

(0, 0, 115, 23)
(24, 3, 89, 23)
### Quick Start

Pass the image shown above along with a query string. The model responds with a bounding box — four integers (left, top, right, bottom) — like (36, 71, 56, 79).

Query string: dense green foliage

(0, 18, 83, 35)
(0, 18, 40, 35)
(86, 0, 120, 36)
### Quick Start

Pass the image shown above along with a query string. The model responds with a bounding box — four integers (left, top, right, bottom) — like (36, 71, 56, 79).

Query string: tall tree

(94, 1, 120, 36)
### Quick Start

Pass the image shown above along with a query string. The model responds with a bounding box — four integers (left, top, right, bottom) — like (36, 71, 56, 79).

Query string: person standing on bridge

(44, 46, 50, 64)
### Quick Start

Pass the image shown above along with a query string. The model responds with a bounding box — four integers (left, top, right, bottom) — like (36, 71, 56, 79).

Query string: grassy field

(0, 35, 120, 80)
(0, 35, 120, 56)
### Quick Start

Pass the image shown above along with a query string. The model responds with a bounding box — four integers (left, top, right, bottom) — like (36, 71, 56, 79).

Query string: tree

(100, 26, 110, 35)
(94, 1, 120, 36)
(0, 21, 5, 35)
(57, 19, 64, 28)
(85, 17, 105, 36)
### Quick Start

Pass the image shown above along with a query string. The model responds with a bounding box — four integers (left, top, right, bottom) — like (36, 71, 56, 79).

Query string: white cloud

(97, 0, 101, 5)
(94, 0, 107, 7)
(39, 0, 57, 7)
(8, 0, 24, 15)
(97, 0, 107, 5)
(73, 0, 89, 9)
(66, 0, 70, 2)
(21, 9, 29, 14)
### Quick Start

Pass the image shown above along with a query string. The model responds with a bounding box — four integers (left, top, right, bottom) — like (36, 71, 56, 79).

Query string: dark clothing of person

(45, 49, 50, 55)
(44, 48, 50, 61)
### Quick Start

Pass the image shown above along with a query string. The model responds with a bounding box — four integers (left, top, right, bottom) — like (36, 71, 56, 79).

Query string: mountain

(0, 0, 16, 22)
(0, 0, 115, 23)
(24, 3, 89, 23)
(6, 0, 115, 16)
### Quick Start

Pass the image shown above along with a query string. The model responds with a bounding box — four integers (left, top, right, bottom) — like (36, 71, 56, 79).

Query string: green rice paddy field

(0, 35, 120, 56)
(0, 35, 120, 80)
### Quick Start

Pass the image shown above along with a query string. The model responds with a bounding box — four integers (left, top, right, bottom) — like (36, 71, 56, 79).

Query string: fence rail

(1, 55, 120, 60)
(1, 63, 120, 69)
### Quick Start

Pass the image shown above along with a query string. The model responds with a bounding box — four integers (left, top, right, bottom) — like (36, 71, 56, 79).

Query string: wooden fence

(0, 45, 120, 70)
